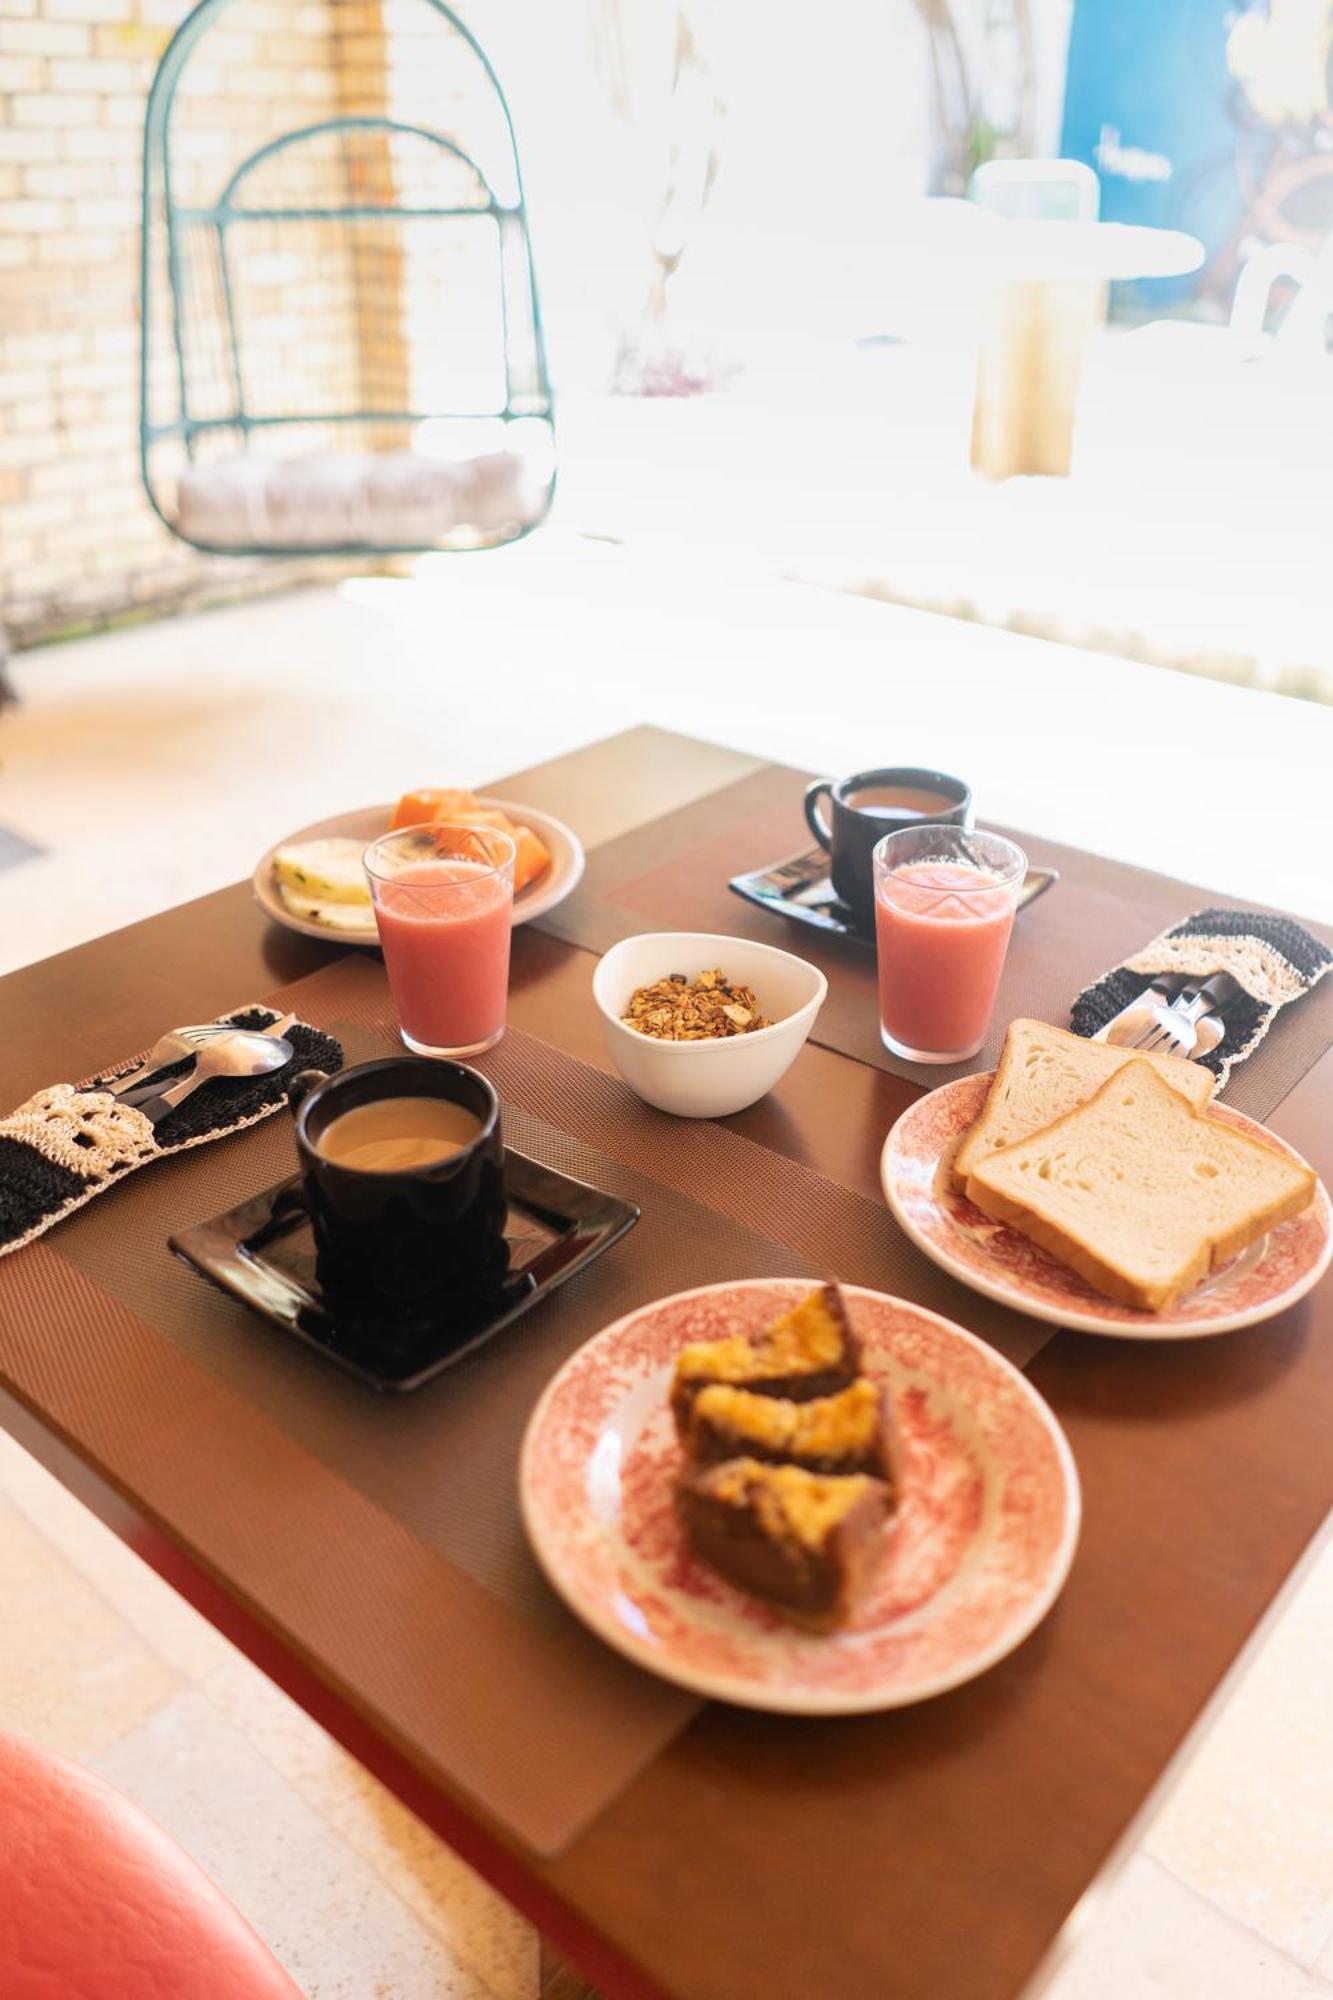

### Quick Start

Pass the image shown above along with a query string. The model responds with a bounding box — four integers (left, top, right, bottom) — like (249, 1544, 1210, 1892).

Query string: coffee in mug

(843, 783, 958, 816)
(316, 1096, 483, 1173)
(289, 1056, 509, 1334)
(803, 766, 972, 923)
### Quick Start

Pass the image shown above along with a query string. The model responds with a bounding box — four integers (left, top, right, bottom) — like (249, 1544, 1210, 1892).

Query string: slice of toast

(964, 1060, 1316, 1312)
(951, 1018, 1214, 1194)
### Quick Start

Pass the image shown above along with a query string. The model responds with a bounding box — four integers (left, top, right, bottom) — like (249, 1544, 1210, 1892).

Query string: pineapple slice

(273, 838, 372, 909)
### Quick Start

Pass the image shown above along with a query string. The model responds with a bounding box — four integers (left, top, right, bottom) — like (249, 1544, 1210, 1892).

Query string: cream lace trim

(0, 1085, 158, 1180)
(1122, 934, 1306, 1009)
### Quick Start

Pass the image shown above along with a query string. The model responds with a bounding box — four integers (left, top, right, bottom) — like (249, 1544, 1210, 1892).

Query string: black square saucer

(729, 842, 1058, 943)
(170, 1148, 639, 1392)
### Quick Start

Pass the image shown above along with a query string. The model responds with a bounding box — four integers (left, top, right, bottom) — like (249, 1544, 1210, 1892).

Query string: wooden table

(1, 725, 1330, 2000)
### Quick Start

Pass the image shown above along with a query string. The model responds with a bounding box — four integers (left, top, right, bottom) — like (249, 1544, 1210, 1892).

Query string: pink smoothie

(874, 861, 1018, 1057)
(373, 859, 513, 1054)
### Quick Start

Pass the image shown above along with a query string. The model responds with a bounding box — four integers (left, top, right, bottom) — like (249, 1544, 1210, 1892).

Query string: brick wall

(0, 0, 400, 647)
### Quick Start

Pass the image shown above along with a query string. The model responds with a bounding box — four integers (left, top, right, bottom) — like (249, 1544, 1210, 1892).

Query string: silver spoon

(124, 1030, 293, 1126)
(104, 1015, 292, 1097)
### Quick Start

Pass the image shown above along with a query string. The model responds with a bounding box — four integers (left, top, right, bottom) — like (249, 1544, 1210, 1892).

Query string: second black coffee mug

(288, 1056, 510, 1331)
(803, 766, 972, 919)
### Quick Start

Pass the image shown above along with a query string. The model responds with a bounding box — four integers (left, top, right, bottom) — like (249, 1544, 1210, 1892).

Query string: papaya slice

(390, 786, 478, 830)
(507, 822, 552, 894)
(446, 809, 550, 891)
(388, 787, 552, 892)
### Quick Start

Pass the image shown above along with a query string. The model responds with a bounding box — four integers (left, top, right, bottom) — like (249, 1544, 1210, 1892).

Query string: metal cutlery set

(1097, 973, 1241, 1060)
(108, 1013, 295, 1124)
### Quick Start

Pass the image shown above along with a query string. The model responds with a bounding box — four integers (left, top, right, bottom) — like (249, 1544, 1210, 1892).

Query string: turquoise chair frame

(140, 0, 555, 555)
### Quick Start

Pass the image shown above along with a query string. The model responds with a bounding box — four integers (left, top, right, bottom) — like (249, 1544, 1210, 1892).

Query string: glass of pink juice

(872, 826, 1026, 1062)
(364, 824, 516, 1059)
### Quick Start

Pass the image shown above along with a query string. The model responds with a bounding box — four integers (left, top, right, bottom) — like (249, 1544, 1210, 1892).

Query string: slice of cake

(683, 1378, 902, 1495)
(671, 1283, 861, 1430)
(965, 1060, 1316, 1311)
(676, 1458, 891, 1631)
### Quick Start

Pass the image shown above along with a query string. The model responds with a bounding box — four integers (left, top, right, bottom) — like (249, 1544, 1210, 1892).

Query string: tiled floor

(0, 1429, 536, 2000)
(1, 552, 1331, 1996)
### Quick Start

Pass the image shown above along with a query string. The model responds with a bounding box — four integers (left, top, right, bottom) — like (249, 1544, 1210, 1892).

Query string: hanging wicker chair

(140, 0, 554, 556)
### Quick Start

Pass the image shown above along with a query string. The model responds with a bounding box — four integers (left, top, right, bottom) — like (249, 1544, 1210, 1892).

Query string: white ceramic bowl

(592, 932, 828, 1118)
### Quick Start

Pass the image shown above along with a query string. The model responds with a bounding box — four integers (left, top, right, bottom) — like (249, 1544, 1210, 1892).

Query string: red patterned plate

(519, 1280, 1080, 1714)
(883, 1074, 1332, 1340)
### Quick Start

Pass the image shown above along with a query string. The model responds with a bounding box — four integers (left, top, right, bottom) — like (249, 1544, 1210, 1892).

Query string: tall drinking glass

(364, 824, 515, 1058)
(872, 826, 1026, 1062)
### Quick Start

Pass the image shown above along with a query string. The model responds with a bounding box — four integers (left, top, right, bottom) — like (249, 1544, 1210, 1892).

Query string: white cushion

(174, 447, 544, 549)
(175, 457, 272, 547)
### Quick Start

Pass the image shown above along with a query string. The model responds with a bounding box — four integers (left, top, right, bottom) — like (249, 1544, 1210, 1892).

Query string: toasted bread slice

(965, 1061, 1316, 1312)
(952, 1018, 1214, 1194)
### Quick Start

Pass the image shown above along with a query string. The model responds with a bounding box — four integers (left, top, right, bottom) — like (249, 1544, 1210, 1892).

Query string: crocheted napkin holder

(1070, 908, 1331, 1089)
(0, 1007, 343, 1260)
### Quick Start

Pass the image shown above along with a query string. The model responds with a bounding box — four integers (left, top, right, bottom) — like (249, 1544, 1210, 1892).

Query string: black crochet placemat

(0, 1007, 343, 1258)
(1071, 908, 1332, 1089)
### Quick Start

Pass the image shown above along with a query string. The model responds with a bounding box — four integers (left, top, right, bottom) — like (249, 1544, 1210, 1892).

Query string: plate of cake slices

(882, 1018, 1330, 1339)
(253, 786, 584, 944)
(519, 1279, 1080, 1713)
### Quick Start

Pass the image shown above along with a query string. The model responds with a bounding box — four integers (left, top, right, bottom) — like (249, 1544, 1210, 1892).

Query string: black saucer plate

(729, 842, 1059, 943)
(170, 1148, 639, 1392)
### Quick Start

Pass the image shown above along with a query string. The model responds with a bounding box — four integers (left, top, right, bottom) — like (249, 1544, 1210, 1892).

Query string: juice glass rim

(871, 825, 1027, 895)
(363, 821, 517, 886)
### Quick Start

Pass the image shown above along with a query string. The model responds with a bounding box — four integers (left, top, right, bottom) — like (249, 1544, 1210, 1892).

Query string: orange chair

(0, 1731, 303, 2000)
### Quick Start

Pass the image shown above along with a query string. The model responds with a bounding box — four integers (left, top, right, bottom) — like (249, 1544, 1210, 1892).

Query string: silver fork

(102, 1014, 294, 1096)
(1129, 974, 1238, 1059)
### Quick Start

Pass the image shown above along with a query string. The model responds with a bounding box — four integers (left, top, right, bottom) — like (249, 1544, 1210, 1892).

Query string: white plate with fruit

(254, 788, 585, 945)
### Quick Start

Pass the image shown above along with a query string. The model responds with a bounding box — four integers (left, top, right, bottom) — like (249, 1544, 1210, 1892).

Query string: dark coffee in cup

(803, 766, 972, 921)
(289, 1057, 509, 1331)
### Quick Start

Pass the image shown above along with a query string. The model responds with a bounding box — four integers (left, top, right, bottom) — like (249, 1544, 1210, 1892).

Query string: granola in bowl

(621, 969, 770, 1042)
(592, 933, 827, 1117)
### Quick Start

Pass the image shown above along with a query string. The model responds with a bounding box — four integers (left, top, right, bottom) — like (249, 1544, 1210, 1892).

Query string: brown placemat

(534, 764, 1333, 1124)
(6, 954, 1034, 1859)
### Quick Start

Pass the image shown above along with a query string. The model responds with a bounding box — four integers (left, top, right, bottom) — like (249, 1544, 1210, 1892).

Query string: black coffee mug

(288, 1056, 509, 1330)
(803, 766, 972, 921)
